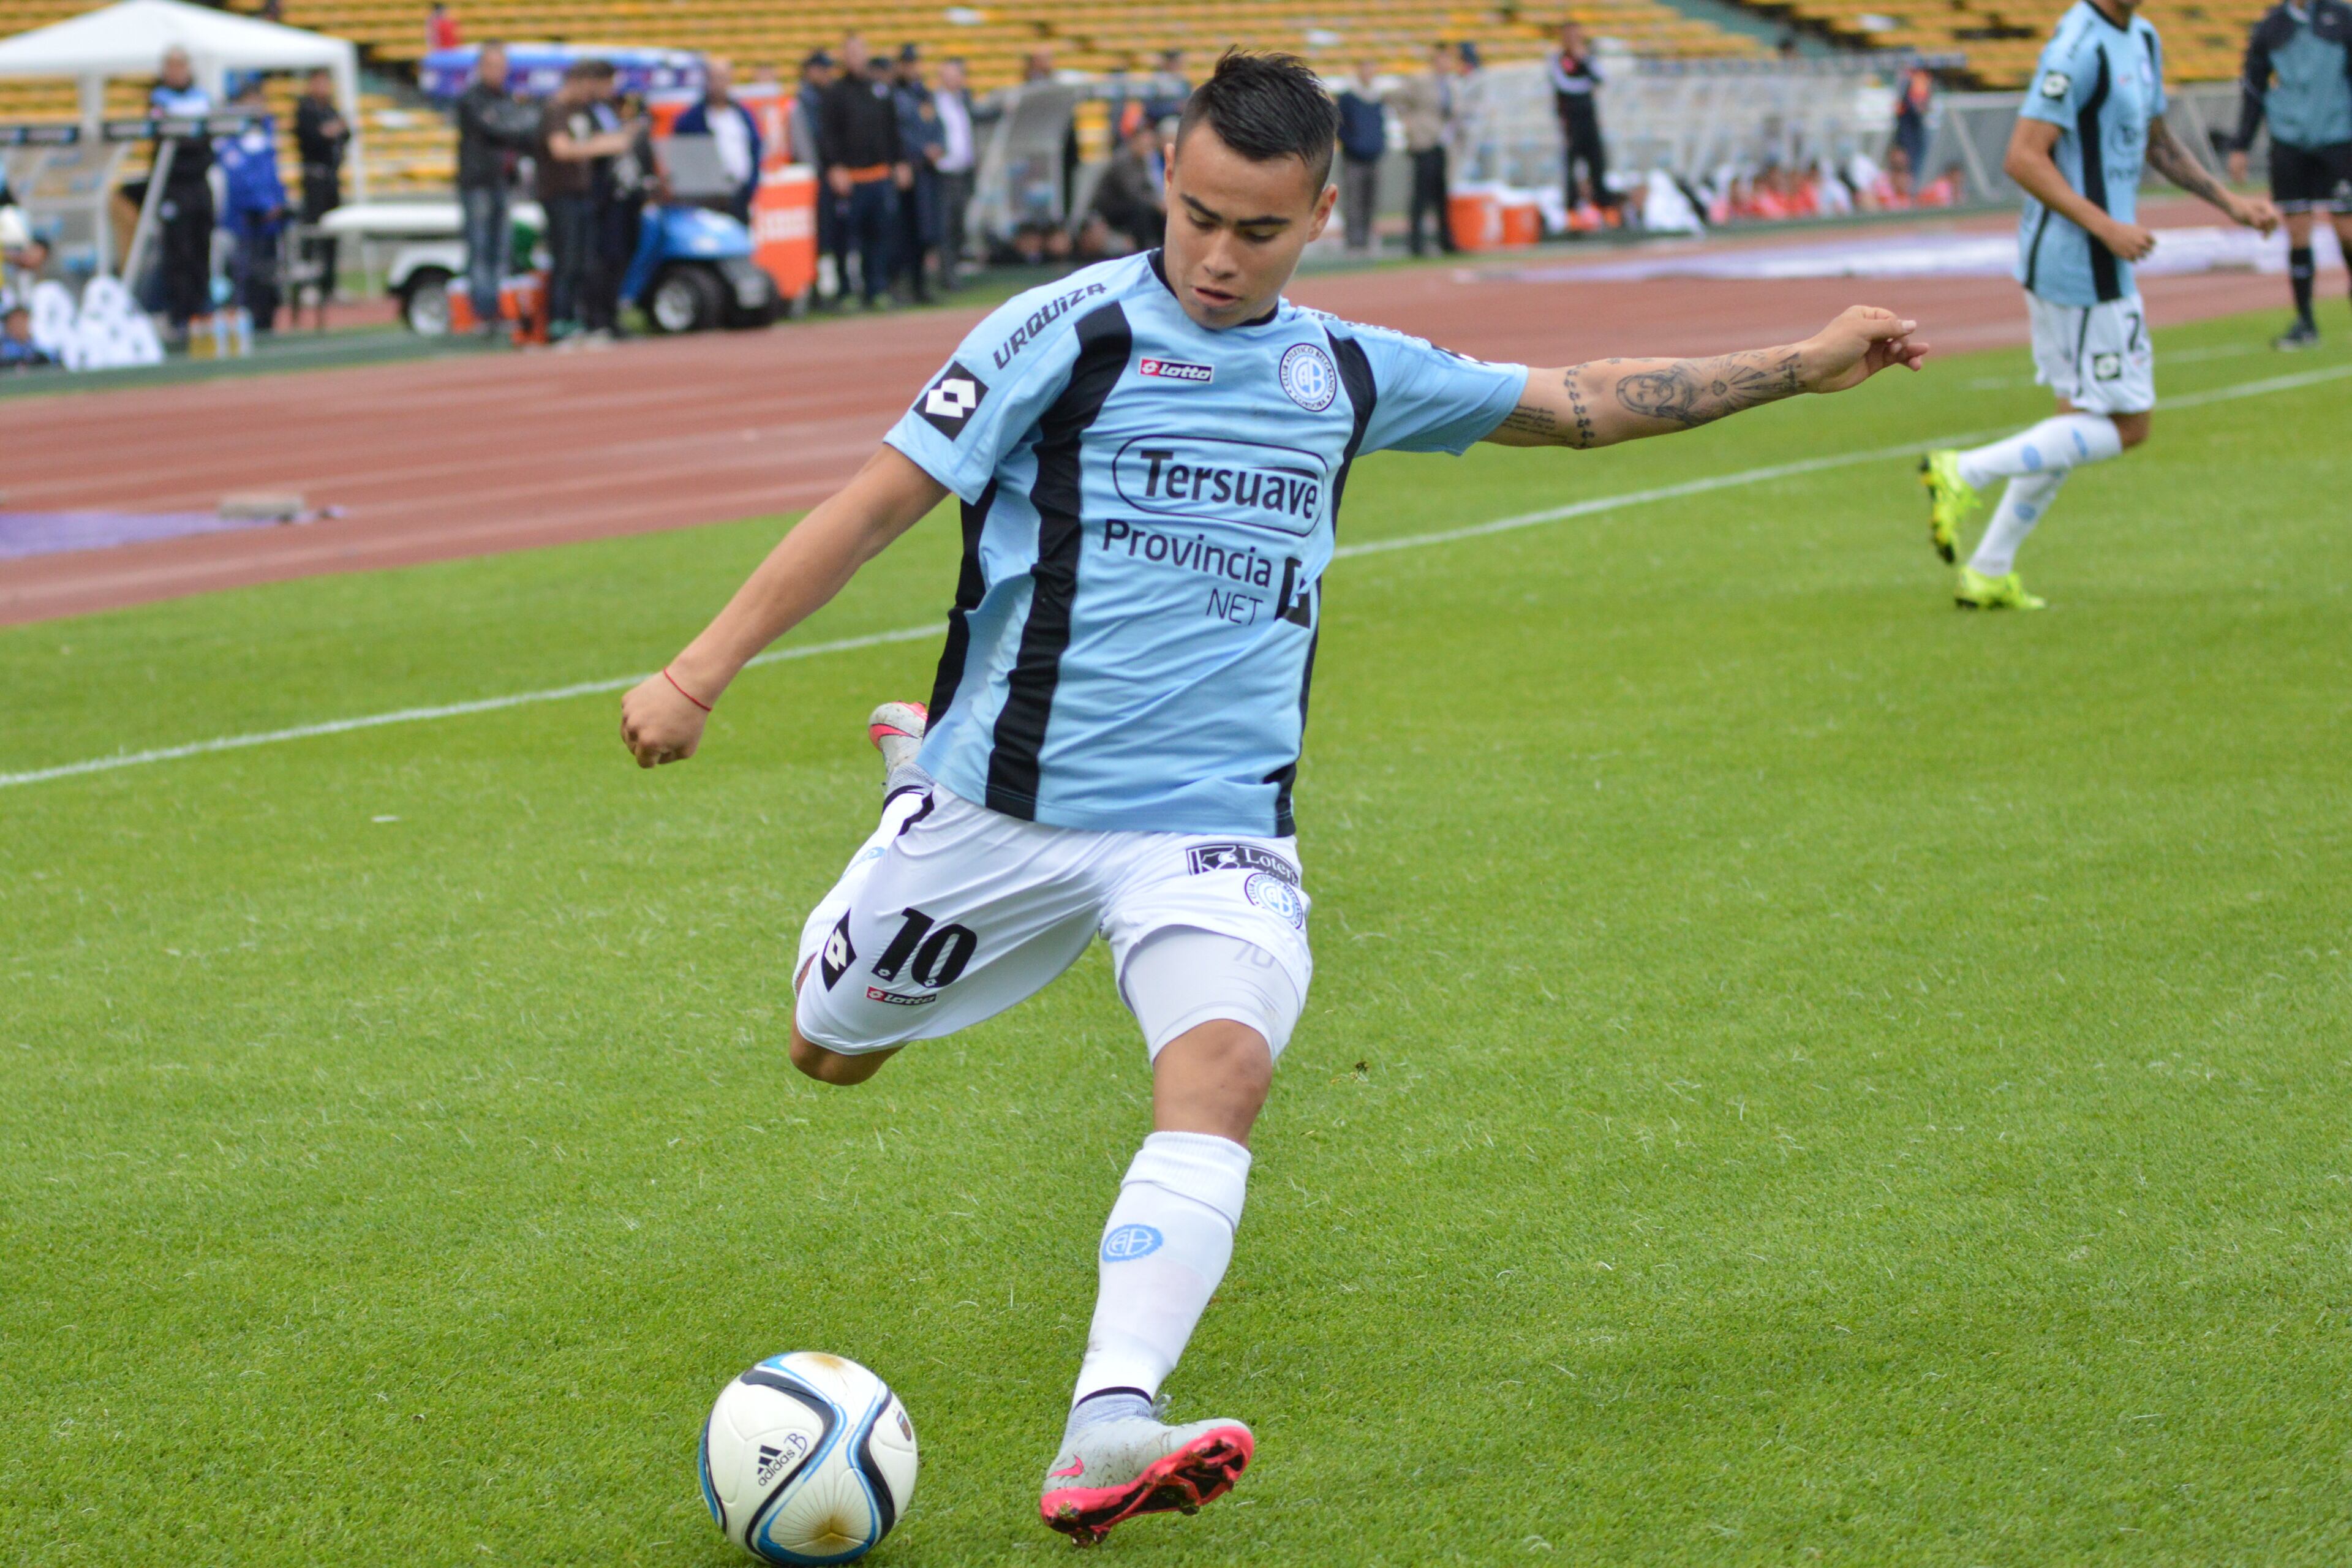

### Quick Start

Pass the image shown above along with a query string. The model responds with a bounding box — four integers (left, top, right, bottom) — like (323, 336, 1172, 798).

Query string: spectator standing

(1450, 40, 1492, 184)
(1335, 59, 1387, 255)
(932, 56, 977, 287)
(1387, 42, 1457, 255)
(148, 47, 214, 340)
(426, 2, 461, 53)
(1892, 65, 1932, 187)
(1088, 117, 1166, 251)
(790, 51, 837, 299)
(1550, 23, 1616, 215)
(892, 45, 944, 303)
(293, 67, 348, 301)
(675, 57, 762, 222)
(1142, 47, 1191, 124)
(820, 34, 908, 310)
(536, 59, 634, 340)
(216, 83, 287, 333)
(2229, 0, 2352, 348)
(455, 42, 536, 337)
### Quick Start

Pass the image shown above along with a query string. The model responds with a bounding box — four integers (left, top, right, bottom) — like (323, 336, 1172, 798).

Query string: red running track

(0, 203, 2291, 626)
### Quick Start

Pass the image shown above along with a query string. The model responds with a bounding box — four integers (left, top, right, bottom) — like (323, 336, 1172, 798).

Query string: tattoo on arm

(1564, 372, 1597, 448)
(2147, 118, 2232, 207)
(1499, 403, 1559, 438)
(1602, 348, 1804, 430)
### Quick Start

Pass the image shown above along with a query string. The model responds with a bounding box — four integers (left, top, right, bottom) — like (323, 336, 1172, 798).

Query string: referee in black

(2230, 0, 2352, 347)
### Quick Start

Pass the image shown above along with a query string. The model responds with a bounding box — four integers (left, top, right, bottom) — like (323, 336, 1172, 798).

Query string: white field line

(6, 360, 2348, 793)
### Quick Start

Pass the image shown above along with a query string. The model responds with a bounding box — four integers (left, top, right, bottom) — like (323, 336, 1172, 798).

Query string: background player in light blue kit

(621, 50, 1928, 1545)
(2229, 0, 2352, 347)
(1921, 0, 2278, 609)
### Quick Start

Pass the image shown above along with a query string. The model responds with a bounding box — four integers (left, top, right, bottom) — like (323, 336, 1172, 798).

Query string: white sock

(1954, 413, 2122, 489)
(1968, 470, 2065, 577)
(1071, 1131, 1252, 1406)
(793, 788, 931, 982)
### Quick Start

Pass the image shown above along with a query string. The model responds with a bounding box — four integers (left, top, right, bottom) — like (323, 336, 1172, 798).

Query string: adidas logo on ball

(755, 1432, 810, 1486)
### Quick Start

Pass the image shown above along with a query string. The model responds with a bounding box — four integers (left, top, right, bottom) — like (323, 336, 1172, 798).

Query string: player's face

(1163, 124, 1336, 330)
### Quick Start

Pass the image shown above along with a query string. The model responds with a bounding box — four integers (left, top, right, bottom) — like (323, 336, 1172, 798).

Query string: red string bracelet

(662, 668, 712, 712)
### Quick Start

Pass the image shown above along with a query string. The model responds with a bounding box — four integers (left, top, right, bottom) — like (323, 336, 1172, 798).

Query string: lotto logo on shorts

(1138, 356, 1214, 383)
(1101, 1224, 1163, 1262)
(918, 360, 989, 439)
(820, 914, 856, 990)
(866, 987, 937, 1007)
(1186, 843, 1300, 886)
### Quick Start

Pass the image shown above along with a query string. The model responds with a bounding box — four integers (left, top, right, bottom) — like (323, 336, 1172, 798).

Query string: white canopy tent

(0, 0, 364, 193)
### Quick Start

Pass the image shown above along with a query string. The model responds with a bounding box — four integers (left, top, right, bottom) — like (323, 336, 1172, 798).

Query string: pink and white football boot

(1039, 1403, 1254, 1547)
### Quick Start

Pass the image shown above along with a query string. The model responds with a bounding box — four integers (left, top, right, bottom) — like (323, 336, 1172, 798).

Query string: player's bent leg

(786, 1022, 899, 1085)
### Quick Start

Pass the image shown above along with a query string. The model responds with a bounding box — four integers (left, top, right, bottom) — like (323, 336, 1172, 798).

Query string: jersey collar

(1147, 248, 1283, 329)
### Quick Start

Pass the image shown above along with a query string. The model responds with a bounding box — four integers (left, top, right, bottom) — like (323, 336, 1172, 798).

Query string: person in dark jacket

(455, 43, 540, 336)
(820, 33, 908, 309)
(1335, 59, 1387, 254)
(148, 47, 214, 337)
(1088, 118, 1166, 251)
(1548, 22, 1615, 213)
(537, 59, 636, 339)
(674, 57, 763, 222)
(2230, 0, 2352, 346)
(293, 68, 348, 301)
(891, 43, 944, 303)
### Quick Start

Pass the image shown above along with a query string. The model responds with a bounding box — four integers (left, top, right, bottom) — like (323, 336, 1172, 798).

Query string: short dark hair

(1176, 49, 1340, 190)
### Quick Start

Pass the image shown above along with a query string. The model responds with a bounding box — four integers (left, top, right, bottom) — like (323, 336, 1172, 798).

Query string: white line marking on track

(7, 360, 2347, 793)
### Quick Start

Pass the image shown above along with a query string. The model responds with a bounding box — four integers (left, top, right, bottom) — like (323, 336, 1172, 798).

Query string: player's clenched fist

(620, 670, 709, 767)
(1799, 307, 1931, 394)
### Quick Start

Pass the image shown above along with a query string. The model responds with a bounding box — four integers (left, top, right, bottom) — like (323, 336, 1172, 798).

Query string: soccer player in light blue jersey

(1921, 0, 2278, 609)
(622, 50, 1928, 1544)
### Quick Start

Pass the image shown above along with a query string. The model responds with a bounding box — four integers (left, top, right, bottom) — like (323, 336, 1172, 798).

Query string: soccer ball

(699, 1351, 918, 1564)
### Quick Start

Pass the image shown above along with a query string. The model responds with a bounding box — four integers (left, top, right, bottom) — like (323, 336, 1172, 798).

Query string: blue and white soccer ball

(700, 1352, 918, 1564)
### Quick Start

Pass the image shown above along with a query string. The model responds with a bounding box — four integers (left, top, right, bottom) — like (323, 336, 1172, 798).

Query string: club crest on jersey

(1245, 871, 1308, 929)
(1139, 356, 1215, 383)
(918, 359, 989, 439)
(2039, 70, 2070, 98)
(1278, 342, 1339, 411)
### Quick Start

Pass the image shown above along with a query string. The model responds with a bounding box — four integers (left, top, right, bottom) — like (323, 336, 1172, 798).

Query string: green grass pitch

(4, 311, 2349, 1566)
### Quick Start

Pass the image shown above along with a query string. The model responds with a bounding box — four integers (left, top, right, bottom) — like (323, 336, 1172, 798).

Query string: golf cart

(317, 198, 543, 336)
(622, 131, 777, 332)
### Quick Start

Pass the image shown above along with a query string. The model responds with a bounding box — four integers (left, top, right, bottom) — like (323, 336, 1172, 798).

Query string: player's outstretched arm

(619, 445, 949, 767)
(2146, 116, 2278, 233)
(1486, 306, 1929, 450)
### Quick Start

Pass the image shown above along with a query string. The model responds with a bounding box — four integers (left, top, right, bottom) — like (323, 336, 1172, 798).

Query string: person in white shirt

(932, 57, 978, 287)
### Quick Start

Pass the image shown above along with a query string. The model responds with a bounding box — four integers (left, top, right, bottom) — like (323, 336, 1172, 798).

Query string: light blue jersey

(883, 251, 1526, 837)
(2015, 0, 2169, 306)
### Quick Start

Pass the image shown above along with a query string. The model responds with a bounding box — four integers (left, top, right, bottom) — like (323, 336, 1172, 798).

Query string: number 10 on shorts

(871, 907, 979, 990)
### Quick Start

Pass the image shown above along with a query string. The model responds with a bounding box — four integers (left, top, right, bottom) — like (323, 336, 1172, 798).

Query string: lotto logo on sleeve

(918, 360, 990, 439)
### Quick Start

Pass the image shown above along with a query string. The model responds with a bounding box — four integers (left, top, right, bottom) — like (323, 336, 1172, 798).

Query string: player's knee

(788, 1026, 894, 1085)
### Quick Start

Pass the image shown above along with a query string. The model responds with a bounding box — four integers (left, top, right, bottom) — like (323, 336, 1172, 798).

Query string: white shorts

(794, 787, 1313, 1057)
(2027, 289, 2155, 417)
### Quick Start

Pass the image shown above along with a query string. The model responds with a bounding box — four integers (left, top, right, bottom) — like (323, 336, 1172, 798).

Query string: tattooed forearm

(1603, 348, 1804, 430)
(1499, 403, 1559, 438)
(2147, 118, 2232, 207)
(1564, 372, 1597, 448)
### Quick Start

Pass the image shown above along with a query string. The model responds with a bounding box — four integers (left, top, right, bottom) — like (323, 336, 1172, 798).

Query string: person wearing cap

(891, 43, 944, 303)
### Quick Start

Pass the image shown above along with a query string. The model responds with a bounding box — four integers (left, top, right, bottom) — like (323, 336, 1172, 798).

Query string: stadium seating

(1760, 0, 2261, 86)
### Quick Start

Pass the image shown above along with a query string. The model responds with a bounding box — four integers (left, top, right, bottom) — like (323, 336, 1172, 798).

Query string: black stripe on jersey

(1325, 329, 1378, 526)
(2076, 49, 2120, 302)
(2022, 208, 2054, 292)
(1264, 329, 1377, 835)
(925, 477, 998, 726)
(984, 301, 1133, 820)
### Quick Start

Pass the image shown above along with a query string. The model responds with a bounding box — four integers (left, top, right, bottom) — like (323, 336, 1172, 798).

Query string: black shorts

(2270, 139, 2352, 213)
